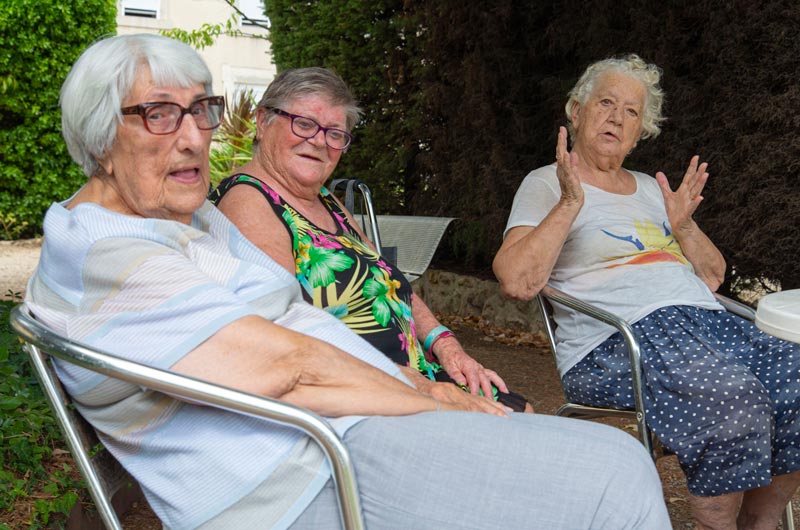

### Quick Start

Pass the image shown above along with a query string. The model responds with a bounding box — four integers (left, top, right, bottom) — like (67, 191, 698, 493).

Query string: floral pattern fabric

(210, 174, 439, 375)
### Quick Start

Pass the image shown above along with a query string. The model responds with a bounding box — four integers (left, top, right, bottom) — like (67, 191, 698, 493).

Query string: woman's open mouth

(170, 167, 201, 183)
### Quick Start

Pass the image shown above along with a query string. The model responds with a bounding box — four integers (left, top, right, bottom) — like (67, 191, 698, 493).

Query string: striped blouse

(25, 199, 403, 529)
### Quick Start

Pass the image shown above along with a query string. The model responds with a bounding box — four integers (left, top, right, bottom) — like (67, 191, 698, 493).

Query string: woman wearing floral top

(212, 67, 530, 412)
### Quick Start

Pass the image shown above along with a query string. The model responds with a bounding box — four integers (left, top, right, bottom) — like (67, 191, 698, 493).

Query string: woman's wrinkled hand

(429, 381, 511, 417)
(434, 338, 509, 397)
(656, 155, 709, 235)
(556, 126, 584, 207)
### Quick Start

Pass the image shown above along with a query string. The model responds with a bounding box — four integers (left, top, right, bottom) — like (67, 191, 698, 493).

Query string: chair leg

(784, 500, 795, 530)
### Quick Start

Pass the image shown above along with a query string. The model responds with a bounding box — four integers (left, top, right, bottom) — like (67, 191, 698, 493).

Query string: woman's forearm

(411, 295, 444, 344)
(173, 315, 439, 417)
(674, 221, 726, 291)
(493, 201, 580, 300)
(282, 362, 439, 417)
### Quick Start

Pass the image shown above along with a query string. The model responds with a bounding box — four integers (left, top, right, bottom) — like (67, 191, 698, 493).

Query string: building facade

(116, 0, 275, 100)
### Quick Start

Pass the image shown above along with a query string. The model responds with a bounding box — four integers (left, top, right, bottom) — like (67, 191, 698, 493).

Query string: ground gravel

(0, 238, 41, 299)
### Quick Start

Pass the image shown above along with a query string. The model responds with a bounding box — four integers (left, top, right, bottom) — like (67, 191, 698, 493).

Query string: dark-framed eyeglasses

(268, 107, 353, 150)
(121, 96, 225, 135)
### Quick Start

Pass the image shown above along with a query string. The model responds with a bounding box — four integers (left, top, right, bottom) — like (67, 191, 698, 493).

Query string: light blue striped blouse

(25, 199, 404, 529)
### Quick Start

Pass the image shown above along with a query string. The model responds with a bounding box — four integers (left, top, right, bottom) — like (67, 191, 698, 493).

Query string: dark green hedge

(264, 1, 800, 289)
(264, 0, 422, 213)
(0, 1, 117, 239)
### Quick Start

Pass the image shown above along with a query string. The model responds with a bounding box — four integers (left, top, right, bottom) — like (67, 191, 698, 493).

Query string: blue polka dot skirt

(562, 305, 800, 497)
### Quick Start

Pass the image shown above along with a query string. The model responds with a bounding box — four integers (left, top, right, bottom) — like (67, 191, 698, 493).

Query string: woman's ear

(96, 156, 113, 177)
(256, 107, 269, 129)
(254, 107, 271, 143)
(570, 103, 581, 130)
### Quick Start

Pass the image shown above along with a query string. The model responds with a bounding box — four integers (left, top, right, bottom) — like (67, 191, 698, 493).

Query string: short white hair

(60, 33, 213, 177)
(565, 53, 665, 141)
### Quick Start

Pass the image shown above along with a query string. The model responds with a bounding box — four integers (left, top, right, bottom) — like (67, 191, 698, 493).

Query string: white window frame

(237, 0, 268, 26)
(121, 0, 160, 18)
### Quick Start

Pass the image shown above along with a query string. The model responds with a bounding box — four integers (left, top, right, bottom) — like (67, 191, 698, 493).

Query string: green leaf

(0, 397, 23, 410)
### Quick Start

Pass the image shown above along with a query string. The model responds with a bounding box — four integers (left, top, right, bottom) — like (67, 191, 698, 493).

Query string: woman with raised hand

(494, 53, 800, 530)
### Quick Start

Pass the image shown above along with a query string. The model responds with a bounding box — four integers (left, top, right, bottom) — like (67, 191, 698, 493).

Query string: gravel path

(0, 238, 41, 299)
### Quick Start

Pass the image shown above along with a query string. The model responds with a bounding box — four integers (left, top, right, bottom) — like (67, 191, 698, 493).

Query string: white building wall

(116, 0, 275, 101)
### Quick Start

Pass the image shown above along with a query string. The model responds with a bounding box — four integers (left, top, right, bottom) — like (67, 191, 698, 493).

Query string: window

(222, 65, 274, 104)
(233, 83, 267, 103)
(238, 0, 269, 26)
(122, 0, 159, 18)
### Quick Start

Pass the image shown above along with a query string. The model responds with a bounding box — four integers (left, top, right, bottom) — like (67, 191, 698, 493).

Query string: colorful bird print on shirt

(602, 220, 689, 268)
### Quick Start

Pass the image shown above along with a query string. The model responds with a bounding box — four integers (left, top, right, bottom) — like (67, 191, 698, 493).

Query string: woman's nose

(607, 106, 623, 124)
(307, 129, 327, 147)
(176, 113, 208, 150)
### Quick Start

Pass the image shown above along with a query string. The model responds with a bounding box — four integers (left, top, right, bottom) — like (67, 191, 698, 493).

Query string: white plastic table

(755, 289, 800, 344)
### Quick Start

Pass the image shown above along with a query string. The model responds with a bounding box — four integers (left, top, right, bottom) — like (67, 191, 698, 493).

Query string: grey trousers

(290, 411, 670, 530)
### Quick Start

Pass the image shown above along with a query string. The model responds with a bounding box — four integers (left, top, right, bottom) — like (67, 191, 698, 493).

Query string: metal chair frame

(329, 179, 454, 283)
(330, 179, 383, 253)
(537, 286, 794, 529)
(10, 304, 365, 530)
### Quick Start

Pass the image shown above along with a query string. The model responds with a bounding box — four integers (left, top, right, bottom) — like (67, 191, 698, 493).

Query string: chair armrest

(10, 305, 364, 530)
(540, 286, 649, 445)
(714, 293, 756, 321)
(541, 286, 637, 332)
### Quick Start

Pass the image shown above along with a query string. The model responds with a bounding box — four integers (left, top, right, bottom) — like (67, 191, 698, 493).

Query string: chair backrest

(329, 179, 455, 282)
(370, 215, 455, 282)
(10, 305, 365, 530)
(330, 179, 384, 254)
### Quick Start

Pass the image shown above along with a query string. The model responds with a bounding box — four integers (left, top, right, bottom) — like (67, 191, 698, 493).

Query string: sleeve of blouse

(68, 237, 259, 371)
(503, 166, 561, 238)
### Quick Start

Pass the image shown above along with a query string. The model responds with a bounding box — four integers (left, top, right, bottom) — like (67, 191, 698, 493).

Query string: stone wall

(412, 269, 544, 333)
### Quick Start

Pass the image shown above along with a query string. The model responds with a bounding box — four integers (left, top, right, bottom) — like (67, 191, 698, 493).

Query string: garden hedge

(264, 0, 800, 291)
(0, 0, 117, 239)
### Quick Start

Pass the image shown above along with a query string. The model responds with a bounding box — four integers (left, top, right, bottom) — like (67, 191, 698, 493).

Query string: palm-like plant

(210, 89, 258, 185)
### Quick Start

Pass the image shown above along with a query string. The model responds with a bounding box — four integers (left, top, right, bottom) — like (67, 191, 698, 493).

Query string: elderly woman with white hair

(25, 35, 672, 530)
(494, 53, 800, 529)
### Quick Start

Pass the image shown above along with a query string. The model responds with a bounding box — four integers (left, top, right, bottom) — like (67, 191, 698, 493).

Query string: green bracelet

(423, 325, 452, 353)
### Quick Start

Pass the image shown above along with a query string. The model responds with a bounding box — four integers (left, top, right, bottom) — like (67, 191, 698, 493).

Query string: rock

(412, 269, 544, 334)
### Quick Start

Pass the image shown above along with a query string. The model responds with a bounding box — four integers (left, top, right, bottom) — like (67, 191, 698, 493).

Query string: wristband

(428, 331, 454, 354)
(423, 325, 453, 353)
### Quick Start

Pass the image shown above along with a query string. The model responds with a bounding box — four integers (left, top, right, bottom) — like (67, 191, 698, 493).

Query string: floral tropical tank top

(210, 174, 439, 375)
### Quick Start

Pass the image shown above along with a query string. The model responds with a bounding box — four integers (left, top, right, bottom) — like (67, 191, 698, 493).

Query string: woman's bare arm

(494, 129, 584, 300)
(217, 184, 297, 274)
(173, 315, 509, 417)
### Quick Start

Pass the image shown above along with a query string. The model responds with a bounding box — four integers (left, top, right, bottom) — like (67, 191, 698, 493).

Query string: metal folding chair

(330, 179, 384, 254)
(537, 286, 795, 529)
(9, 304, 365, 530)
(329, 179, 455, 282)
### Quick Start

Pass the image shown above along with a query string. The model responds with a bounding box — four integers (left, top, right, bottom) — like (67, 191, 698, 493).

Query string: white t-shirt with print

(504, 164, 722, 376)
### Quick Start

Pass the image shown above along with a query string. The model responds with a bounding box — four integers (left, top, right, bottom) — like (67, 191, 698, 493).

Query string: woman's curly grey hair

(565, 54, 665, 141)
